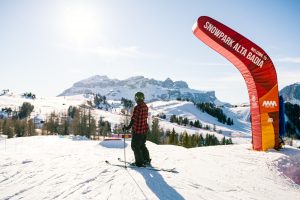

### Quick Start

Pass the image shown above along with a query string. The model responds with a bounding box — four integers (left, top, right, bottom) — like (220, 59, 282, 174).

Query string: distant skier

(123, 92, 151, 167)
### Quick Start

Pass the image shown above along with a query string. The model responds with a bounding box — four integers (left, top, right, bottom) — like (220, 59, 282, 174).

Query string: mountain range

(59, 75, 221, 104)
(59, 75, 300, 106)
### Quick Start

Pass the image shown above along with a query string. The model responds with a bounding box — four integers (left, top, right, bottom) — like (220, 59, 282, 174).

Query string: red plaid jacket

(130, 102, 149, 134)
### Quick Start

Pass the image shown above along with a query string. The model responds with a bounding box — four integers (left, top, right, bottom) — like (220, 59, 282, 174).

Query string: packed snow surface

(1, 136, 300, 200)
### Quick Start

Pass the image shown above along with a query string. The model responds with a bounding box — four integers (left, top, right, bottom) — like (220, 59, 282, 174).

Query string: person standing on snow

(123, 92, 151, 167)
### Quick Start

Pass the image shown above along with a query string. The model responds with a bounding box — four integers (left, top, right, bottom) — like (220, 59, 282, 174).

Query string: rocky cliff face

(59, 75, 220, 104)
(280, 83, 300, 104)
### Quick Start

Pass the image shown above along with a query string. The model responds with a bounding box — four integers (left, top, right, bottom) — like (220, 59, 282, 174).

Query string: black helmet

(135, 92, 145, 102)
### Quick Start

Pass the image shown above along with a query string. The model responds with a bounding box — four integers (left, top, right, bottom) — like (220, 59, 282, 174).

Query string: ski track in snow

(0, 136, 300, 200)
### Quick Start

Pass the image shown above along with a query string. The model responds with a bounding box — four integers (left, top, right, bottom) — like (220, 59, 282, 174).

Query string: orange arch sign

(193, 16, 279, 151)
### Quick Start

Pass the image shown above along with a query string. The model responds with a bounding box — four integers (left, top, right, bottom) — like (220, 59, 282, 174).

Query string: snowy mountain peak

(125, 75, 145, 81)
(73, 75, 110, 87)
(163, 78, 174, 88)
(85, 75, 109, 82)
(59, 75, 220, 104)
(280, 83, 300, 105)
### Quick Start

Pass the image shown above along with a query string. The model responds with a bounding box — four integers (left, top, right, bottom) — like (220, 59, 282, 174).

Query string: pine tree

(226, 118, 231, 125)
(191, 134, 197, 147)
(174, 133, 179, 145)
(194, 120, 200, 128)
(18, 102, 34, 119)
(0, 120, 3, 135)
(14, 120, 25, 137)
(188, 133, 192, 148)
(68, 106, 77, 118)
(45, 112, 59, 134)
(27, 119, 35, 136)
(164, 129, 171, 144)
(59, 113, 69, 135)
(80, 109, 87, 137)
(148, 118, 160, 144)
(169, 128, 176, 144)
(178, 116, 183, 125)
(226, 138, 233, 145)
(189, 121, 194, 127)
(2, 119, 14, 138)
(213, 135, 220, 145)
(88, 117, 97, 139)
(121, 97, 134, 109)
(183, 118, 189, 126)
(179, 133, 184, 146)
(205, 125, 210, 130)
(195, 102, 230, 125)
(204, 134, 210, 146)
(198, 134, 204, 147)
(98, 117, 111, 138)
(221, 136, 226, 145)
(71, 109, 80, 135)
(98, 117, 104, 136)
(182, 131, 189, 148)
(170, 115, 179, 124)
(86, 109, 94, 138)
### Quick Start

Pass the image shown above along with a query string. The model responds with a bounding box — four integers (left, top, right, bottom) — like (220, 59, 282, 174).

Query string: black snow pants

(131, 133, 150, 166)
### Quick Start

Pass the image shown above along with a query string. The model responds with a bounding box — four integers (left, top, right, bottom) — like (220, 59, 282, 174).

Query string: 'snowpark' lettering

(204, 22, 235, 47)
(203, 21, 264, 68)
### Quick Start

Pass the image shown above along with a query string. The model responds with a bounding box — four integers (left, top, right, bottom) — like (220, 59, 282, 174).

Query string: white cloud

(55, 43, 151, 58)
(92, 45, 145, 57)
(277, 71, 300, 89)
(213, 75, 244, 83)
(189, 61, 231, 67)
(275, 57, 300, 63)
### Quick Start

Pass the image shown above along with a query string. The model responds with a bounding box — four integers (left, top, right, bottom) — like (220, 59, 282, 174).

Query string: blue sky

(0, 0, 299, 104)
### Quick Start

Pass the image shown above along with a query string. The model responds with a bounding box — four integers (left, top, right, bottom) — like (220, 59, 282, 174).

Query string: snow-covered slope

(0, 94, 85, 117)
(0, 136, 299, 200)
(149, 101, 251, 139)
(0, 94, 251, 142)
(58, 75, 222, 104)
(0, 94, 251, 143)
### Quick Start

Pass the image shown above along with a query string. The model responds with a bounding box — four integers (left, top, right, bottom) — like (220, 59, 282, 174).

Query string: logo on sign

(251, 95, 258, 108)
(262, 101, 277, 108)
(267, 118, 274, 123)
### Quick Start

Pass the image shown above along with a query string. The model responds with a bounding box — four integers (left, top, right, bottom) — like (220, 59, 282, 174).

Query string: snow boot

(130, 162, 146, 168)
(143, 159, 152, 166)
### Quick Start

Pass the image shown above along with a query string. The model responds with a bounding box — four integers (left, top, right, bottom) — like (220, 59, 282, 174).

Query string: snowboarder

(123, 92, 151, 167)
